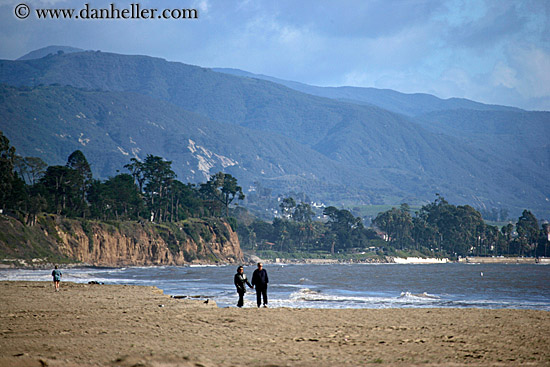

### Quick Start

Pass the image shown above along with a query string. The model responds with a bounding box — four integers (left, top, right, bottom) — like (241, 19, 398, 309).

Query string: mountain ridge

(1, 47, 548, 217)
(212, 67, 524, 116)
(0, 84, 379, 199)
(17, 45, 85, 61)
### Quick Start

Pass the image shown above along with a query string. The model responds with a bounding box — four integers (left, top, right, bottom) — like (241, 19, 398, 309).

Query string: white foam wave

(286, 288, 446, 309)
(399, 291, 440, 300)
(290, 288, 372, 303)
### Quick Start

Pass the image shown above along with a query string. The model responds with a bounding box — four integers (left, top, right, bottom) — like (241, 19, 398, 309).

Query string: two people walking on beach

(52, 265, 62, 292)
(234, 262, 269, 308)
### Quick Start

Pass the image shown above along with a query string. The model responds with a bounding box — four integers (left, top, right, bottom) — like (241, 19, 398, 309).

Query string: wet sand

(1, 281, 549, 366)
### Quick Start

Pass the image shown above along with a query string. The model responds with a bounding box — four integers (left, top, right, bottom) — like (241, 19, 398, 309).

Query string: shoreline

(1, 281, 549, 366)
(2, 255, 549, 269)
(458, 256, 550, 264)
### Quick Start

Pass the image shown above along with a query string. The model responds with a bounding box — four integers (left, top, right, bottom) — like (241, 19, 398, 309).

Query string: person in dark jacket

(251, 262, 269, 307)
(234, 266, 252, 308)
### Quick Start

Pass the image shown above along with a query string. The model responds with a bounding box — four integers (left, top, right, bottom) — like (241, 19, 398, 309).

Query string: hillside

(0, 214, 242, 267)
(0, 49, 548, 217)
(416, 109, 550, 165)
(17, 46, 85, 61)
(0, 84, 373, 199)
(212, 68, 550, 215)
(213, 68, 521, 117)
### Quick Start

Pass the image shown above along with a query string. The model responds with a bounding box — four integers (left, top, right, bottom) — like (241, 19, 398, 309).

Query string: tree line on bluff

(1, 130, 549, 259)
(0, 131, 244, 227)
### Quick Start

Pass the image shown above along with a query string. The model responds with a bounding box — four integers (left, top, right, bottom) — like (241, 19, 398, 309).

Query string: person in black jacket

(234, 266, 252, 308)
(251, 262, 269, 307)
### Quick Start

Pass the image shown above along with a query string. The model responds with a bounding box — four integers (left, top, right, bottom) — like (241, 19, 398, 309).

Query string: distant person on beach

(234, 266, 253, 308)
(52, 265, 62, 292)
(252, 262, 269, 308)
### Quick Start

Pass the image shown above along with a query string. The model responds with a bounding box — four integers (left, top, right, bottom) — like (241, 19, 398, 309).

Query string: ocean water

(1, 263, 549, 310)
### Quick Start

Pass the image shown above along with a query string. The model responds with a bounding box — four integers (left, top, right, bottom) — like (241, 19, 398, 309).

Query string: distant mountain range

(213, 68, 522, 117)
(1, 46, 548, 218)
(16, 45, 85, 61)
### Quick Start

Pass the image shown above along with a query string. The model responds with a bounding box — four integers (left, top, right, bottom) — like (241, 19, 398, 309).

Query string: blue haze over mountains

(0, 46, 548, 218)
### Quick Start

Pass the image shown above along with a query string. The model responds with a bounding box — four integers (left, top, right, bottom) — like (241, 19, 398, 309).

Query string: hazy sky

(1, 0, 549, 110)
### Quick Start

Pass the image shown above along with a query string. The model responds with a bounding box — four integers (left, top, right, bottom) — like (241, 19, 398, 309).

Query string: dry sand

(1, 281, 549, 367)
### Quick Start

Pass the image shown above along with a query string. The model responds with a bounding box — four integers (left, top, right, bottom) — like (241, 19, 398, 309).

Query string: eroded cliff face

(0, 214, 243, 266)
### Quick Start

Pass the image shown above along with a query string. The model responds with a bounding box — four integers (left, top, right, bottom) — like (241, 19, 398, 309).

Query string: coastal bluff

(0, 214, 243, 267)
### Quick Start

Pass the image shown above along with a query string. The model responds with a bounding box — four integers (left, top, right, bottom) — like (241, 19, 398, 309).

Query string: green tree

(279, 197, 296, 218)
(141, 155, 176, 222)
(323, 206, 364, 251)
(483, 224, 501, 256)
(541, 221, 550, 257)
(272, 217, 291, 252)
(168, 181, 204, 221)
(38, 165, 82, 216)
(200, 172, 244, 217)
(0, 131, 16, 211)
(124, 158, 146, 193)
(25, 188, 47, 226)
(67, 150, 92, 182)
(500, 223, 514, 255)
(14, 156, 47, 185)
(516, 210, 539, 256)
(88, 174, 144, 220)
(251, 219, 276, 245)
(11, 154, 47, 224)
(412, 196, 485, 257)
(66, 150, 92, 218)
(411, 216, 439, 252)
(372, 205, 413, 249)
(292, 202, 314, 223)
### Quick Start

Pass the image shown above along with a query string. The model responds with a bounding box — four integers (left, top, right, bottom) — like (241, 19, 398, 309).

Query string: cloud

(444, 5, 525, 50)
(504, 44, 550, 99)
(491, 62, 518, 89)
(195, 0, 209, 14)
(0, 0, 548, 110)
(255, 0, 443, 39)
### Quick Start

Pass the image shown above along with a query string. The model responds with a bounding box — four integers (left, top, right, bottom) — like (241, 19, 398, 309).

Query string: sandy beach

(1, 281, 549, 367)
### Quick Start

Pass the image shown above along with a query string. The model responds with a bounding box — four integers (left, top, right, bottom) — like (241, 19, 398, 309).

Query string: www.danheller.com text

(16, 3, 199, 20)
